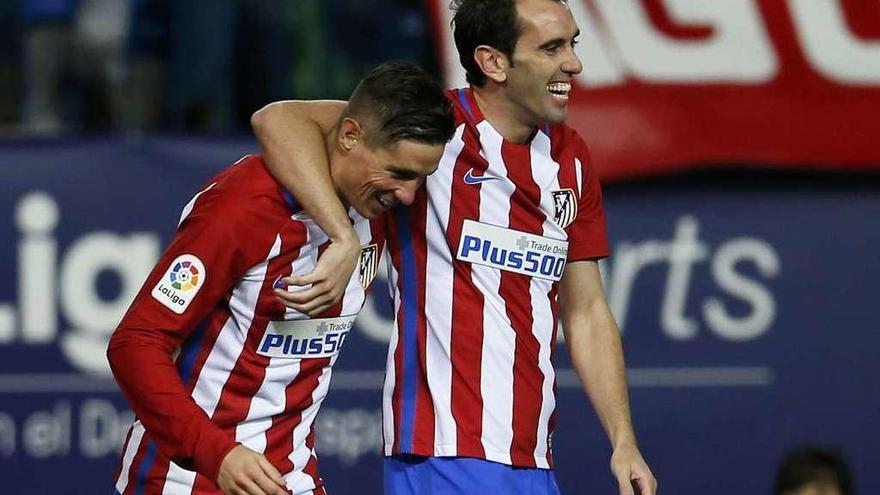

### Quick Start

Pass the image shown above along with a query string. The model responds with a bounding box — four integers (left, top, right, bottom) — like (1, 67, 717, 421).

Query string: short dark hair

(451, 0, 521, 87)
(346, 61, 455, 147)
(774, 446, 853, 495)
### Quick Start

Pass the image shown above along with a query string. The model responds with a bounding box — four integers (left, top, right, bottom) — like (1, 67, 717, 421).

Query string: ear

(338, 117, 363, 152)
(474, 45, 509, 84)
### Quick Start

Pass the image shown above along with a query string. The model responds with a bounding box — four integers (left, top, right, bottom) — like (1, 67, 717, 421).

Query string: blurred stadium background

(1, 0, 879, 493)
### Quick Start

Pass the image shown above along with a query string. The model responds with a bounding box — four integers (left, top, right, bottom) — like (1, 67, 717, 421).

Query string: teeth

(547, 82, 571, 94)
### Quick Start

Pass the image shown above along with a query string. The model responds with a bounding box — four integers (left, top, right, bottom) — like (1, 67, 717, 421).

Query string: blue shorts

(384, 455, 562, 495)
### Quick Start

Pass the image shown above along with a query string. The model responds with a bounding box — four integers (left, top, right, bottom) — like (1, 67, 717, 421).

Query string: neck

(471, 84, 536, 144)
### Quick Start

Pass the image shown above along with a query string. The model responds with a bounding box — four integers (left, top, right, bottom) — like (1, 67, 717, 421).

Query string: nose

(394, 181, 420, 206)
(562, 45, 583, 76)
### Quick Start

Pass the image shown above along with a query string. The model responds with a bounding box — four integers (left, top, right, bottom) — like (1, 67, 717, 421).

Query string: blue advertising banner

(1, 138, 877, 494)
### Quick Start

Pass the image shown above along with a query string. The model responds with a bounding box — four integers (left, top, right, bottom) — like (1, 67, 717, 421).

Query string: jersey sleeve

(107, 181, 281, 482)
(566, 137, 610, 262)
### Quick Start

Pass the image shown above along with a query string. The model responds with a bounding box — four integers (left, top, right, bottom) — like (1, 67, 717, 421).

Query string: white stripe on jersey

(191, 235, 282, 418)
(382, 254, 402, 455)
(235, 359, 302, 452)
(473, 121, 516, 463)
(161, 463, 196, 495)
(574, 157, 583, 198)
(529, 132, 562, 468)
(115, 421, 146, 493)
(285, 355, 338, 493)
(177, 182, 217, 227)
(231, 234, 294, 453)
(424, 124, 465, 453)
(533, 132, 567, 241)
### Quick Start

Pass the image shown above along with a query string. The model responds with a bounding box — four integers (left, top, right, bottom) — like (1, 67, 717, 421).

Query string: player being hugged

(107, 61, 454, 495)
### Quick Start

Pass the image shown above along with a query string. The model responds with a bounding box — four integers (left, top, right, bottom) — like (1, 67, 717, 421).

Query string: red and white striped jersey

(109, 155, 383, 495)
(382, 88, 609, 469)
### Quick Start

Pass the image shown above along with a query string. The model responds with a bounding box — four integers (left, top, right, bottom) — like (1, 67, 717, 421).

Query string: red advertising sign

(426, 0, 880, 181)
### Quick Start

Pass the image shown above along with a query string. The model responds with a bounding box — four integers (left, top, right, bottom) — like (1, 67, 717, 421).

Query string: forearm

(565, 306, 637, 449)
(560, 263, 656, 494)
(251, 100, 354, 243)
(108, 328, 237, 481)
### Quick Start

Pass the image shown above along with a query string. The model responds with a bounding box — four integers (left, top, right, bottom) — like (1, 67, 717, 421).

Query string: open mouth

(547, 82, 571, 102)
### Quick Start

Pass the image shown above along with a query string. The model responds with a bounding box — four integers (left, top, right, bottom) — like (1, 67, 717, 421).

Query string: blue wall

(0, 138, 877, 494)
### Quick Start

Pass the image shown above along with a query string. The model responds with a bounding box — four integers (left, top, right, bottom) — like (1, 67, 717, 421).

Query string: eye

(390, 169, 419, 181)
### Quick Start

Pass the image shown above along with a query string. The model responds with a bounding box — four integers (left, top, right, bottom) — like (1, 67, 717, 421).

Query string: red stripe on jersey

(499, 141, 547, 466)
(552, 126, 610, 260)
(387, 191, 437, 453)
(551, 127, 578, 196)
(142, 453, 172, 494)
(446, 126, 489, 457)
(387, 216, 405, 453)
(181, 301, 233, 392)
(208, 324, 270, 428)
(547, 283, 560, 468)
(190, 472, 215, 494)
(264, 357, 329, 477)
(408, 188, 436, 452)
(211, 225, 305, 430)
(303, 426, 325, 494)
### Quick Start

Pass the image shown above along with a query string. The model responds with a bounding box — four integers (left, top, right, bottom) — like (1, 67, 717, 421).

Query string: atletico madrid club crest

(359, 244, 379, 288)
(551, 189, 577, 229)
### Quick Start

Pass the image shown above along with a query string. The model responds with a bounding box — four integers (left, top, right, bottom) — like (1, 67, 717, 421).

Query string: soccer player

(107, 61, 455, 495)
(251, 1, 657, 494)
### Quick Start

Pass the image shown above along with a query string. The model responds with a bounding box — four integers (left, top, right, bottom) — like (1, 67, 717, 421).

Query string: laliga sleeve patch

(151, 254, 206, 314)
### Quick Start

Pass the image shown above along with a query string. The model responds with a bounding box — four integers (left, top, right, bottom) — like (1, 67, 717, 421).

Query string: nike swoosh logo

(463, 168, 500, 185)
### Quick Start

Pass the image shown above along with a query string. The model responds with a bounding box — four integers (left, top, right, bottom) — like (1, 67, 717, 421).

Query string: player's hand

(274, 233, 360, 316)
(610, 443, 657, 495)
(217, 445, 288, 495)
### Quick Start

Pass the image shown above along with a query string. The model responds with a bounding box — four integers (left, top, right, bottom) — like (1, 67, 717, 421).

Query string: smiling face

(504, 0, 582, 126)
(331, 118, 444, 218)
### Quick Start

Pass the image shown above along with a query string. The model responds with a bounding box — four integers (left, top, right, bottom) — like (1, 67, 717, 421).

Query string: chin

(354, 202, 383, 219)
(545, 108, 568, 125)
(357, 206, 378, 219)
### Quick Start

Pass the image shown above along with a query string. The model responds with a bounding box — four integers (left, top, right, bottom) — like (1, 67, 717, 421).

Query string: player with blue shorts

(252, 1, 658, 494)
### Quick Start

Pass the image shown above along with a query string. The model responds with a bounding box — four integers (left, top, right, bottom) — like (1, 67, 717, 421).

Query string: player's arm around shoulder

(251, 100, 358, 316)
(558, 260, 657, 495)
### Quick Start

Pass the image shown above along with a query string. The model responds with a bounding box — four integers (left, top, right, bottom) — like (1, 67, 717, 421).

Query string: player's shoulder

(210, 154, 277, 193)
(185, 154, 288, 223)
(211, 154, 285, 198)
(547, 122, 588, 150)
(445, 88, 475, 128)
